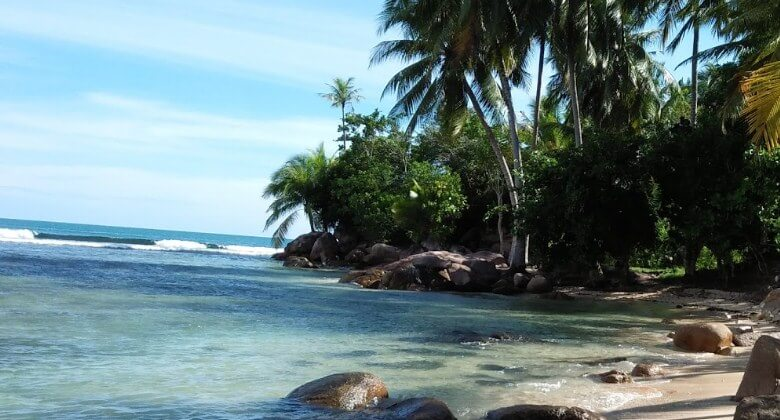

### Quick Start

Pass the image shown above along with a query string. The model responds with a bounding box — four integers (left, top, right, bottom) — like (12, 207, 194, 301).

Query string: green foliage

(519, 130, 656, 273)
(392, 162, 466, 243)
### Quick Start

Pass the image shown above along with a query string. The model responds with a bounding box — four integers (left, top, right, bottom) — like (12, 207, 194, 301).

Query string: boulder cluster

(285, 372, 605, 419)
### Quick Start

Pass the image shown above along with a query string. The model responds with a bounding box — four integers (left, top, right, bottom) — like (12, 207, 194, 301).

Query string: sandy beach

(561, 285, 775, 420)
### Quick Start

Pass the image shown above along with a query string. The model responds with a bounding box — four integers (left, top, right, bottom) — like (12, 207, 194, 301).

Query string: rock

(673, 323, 733, 353)
(598, 370, 633, 384)
(490, 332, 513, 340)
(421, 239, 443, 252)
(526, 275, 553, 294)
(735, 335, 780, 399)
(286, 372, 389, 410)
(283, 256, 317, 269)
(309, 233, 339, 264)
(492, 279, 520, 295)
(271, 252, 287, 261)
(344, 248, 367, 265)
(513, 273, 531, 290)
(717, 346, 751, 356)
(284, 232, 323, 257)
(760, 288, 780, 321)
(485, 404, 606, 420)
(380, 397, 455, 420)
(466, 250, 508, 266)
(363, 243, 401, 266)
(448, 264, 472, 288)
(409, 253, 451, 270)
(631, 363, 665, 377)
(383, 264, 420, 290)
(732, 325, 754, 334)
(735, 332, 763, 347)
(449, 245, 471, 255)
(734, 395, 780, 420)
(464, 259, 501, 290)
(340, 269, 384, 289)
(540, 291, 574, 301)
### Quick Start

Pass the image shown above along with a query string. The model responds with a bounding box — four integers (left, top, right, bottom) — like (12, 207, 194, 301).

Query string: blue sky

(0, 0, 721, 237)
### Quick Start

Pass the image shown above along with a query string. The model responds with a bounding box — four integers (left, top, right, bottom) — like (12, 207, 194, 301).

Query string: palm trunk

(341, 104, 347, 151)
(690, 23, 699, 126)
(495, 189, 505, 256)
(566, 52, 584, 147)
(498, 71, 527, 267)
(464, 83, 522, 263)
(532, 32, 546, 148)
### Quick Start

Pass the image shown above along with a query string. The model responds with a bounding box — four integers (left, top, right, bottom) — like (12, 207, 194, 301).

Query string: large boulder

(310, 233, 339, 264)
(363, 243, 401, 266)
(485, 404, 606, 420)
(409, 253, 452, 270)
(382, 264, 420, 290)
(760, 288, 780, 321)
(380, 397, 455, 420)
(526, 275, 553, 293)
(673, 323, 733, 353)
(286, 372, 388, 410)
(448, 263, 473, 289)
(734, 395, 780, 420)
(735, 335, 780, 399)
(283, 256, 317, 269)
(344, 248, 367, 265)
(466, 251, 508, 266)
(464, 259, 501, 290)
(284, 232, 323, 257)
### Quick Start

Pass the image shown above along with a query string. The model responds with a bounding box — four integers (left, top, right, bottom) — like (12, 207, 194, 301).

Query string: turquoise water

(0, 219, 702, 419)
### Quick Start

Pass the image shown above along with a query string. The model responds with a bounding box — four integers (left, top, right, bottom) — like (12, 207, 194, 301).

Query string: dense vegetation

(265, 0, 780, 287)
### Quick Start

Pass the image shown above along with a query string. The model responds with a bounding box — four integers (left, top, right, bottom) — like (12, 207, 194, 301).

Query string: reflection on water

(0, 242, 696, 419)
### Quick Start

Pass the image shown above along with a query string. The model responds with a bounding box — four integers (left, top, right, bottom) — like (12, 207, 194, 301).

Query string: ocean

(0, 218, 708, 419)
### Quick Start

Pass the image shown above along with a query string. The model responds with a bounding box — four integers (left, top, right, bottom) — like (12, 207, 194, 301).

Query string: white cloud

(0, 0, 398, 94)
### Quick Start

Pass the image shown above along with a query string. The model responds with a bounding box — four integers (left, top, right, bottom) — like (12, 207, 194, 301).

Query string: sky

(0, 0, 721, 237)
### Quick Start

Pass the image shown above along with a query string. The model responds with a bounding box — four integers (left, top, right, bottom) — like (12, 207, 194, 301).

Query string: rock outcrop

(485, 404, 606, 420)
(672, 322, 733, 353)
(735, 335, 780, 400)
(309, 232, 339, 265)
(285, 372, 388, 410)
(363, 243, 401, 266)
(284, 232, 323, 257)
(734, 395, 780, 420)
(526, 275, 553, 293)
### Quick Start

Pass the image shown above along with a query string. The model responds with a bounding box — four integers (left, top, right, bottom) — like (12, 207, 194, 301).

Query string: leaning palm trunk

(498, 71, 528, 267)
(464, 83, 522, 266)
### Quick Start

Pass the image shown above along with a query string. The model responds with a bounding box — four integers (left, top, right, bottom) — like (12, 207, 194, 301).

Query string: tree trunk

(683, 244, 701, 278)
(496, 190, 505, 256)
(465, 83, 522, 265)
(532, 32, 546, 148)
(566, 52, 584, 147)
(341, 104, 347, 151)
(690, 23, 699, 126)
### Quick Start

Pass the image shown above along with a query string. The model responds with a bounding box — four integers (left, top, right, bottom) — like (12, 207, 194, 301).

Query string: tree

(320, 77, 363, 151)
(262, 144, 332, 247)
(661, 0, 726, 126)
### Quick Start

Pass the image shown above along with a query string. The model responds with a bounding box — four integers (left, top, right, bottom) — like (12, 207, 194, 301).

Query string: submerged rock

(734, 395, 780, 420)
(631, 363, 665, 377)
(597, 369, 633, 384)
(672, 322, 733, 353)
(286, 372, 388, 410)
(283, 256, 317, 269)
(379, 397, 455, 420)
(340, 269, 384, 289)
(735, 335, 780, 400)
(485, 404, 606, 420)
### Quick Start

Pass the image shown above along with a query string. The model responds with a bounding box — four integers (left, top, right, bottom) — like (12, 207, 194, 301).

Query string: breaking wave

(0, 228, 280, 257)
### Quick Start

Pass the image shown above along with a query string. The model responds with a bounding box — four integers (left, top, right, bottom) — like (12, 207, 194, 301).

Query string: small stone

(598, 370, 633, 384)
(631, 363, 665, 377)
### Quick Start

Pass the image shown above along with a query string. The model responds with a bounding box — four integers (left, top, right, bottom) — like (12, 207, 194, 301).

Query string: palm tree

(373, 0, 527, 266)
(320, 77, 363, 151)
(661, 0, 726, 127)
(262, 144, 332, 247)
(741, 62, 780, 148)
